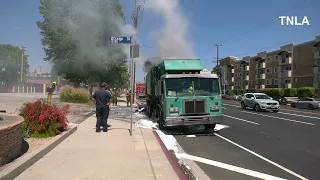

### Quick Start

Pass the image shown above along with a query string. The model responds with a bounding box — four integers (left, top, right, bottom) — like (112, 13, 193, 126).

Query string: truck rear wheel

(158, 108, 165, 130)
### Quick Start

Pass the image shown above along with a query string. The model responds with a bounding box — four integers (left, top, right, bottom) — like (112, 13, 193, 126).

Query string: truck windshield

(165, 78, 220, 97)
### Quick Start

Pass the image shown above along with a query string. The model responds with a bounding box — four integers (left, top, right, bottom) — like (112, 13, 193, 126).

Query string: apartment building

(219, 35, 320, 90)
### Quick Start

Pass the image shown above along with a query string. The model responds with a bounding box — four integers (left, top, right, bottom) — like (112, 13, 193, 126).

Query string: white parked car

(241, 93, 280, 112)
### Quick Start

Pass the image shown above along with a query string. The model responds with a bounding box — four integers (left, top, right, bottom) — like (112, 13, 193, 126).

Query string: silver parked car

(241, 93, 280, 112)
(291, 97, 320, 110)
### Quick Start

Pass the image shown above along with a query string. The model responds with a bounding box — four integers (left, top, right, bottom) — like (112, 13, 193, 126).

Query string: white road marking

(224, 104, 241, 108)
(177, 153, 287, 180)
(222, 107, 227, 109)
(186, 135, 196, 137)
(224, 114, 260, 125)
(278, 111, 320, 120)
(214, 133, 309, 180)
(241, 111, 315, 126)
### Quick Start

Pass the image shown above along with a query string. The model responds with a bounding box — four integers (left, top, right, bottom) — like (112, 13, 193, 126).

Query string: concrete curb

(0, 124, 78, 180)
(152, 131, 187, 180)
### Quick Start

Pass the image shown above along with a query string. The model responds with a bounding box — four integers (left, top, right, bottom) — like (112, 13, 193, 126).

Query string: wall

(0, 115, 23, 166)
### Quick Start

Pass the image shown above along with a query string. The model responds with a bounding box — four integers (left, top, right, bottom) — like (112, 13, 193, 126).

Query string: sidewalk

(14, 116, 179, 180)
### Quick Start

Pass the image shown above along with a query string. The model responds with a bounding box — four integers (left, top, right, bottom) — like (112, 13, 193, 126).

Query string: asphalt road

(171, 100, 320, 180)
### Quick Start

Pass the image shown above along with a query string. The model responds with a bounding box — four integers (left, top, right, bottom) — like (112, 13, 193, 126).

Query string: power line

(219, 0, 319, 45)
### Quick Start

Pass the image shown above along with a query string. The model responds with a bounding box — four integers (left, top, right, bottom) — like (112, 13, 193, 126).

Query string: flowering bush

(59, 86, 89, 103)
(20, 100, 70, 138)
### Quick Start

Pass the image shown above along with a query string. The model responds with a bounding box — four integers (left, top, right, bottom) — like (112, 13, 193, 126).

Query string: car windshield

(165, 78, 220, 97)
(255, 94, 271, 99)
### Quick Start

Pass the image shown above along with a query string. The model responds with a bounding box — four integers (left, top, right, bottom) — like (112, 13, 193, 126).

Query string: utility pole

(21, 47, 26, 84)
(129, 0, 140, 136)
(214, 44, 222, 92)
(131, 0, 140, 103)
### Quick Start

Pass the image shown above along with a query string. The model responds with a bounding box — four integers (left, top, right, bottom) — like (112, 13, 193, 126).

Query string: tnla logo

(279, 16, 310, 25)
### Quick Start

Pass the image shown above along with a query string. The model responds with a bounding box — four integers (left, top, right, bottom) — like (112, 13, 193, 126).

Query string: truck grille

(183, 99, 206, 114)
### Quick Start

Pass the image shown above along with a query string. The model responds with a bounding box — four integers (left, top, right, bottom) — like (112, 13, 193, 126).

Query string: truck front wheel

(204, 124, 216, 131)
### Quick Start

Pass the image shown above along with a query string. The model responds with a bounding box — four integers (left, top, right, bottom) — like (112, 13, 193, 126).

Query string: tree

(37, 0, 129, 88)
(0, 44, 29, 86)
(211, 65, 218, 74)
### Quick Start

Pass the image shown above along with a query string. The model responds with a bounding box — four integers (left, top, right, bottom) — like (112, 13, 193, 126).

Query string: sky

(0, 0, 319, 82)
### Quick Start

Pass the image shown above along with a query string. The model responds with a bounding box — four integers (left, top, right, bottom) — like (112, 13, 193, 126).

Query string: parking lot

(173, 100, 320, 180)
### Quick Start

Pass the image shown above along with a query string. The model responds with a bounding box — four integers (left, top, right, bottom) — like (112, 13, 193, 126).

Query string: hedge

(225, 87, 318, 98)
(297, 87, 315, 98)
(59, 86, 90, 103)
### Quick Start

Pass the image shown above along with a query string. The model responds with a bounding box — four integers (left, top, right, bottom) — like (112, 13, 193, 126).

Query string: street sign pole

(110, 36, 134, 135)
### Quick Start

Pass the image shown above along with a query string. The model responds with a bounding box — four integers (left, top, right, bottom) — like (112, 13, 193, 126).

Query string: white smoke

(142, 0, 196, 71)
(48, 0, 135, 68)
(145, 0, 195, 58)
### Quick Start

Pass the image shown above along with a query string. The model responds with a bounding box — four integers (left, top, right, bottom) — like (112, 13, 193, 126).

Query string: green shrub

(283, 88, 297, 97)
(233, 89, 244, 95)
(226, 89, 234, 95)
(259, 88, 284, 97)
(315, 89, 320, 98)
(297, 87, 315, 98)
(246, 89, 257, 93)
(59, 86, 90, 103)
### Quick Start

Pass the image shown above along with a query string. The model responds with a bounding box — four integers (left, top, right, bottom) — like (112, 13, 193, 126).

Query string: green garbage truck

(144, 59, 223, 130)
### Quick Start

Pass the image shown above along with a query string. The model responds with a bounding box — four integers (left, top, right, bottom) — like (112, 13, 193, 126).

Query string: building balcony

(245, 75, 249, 81)
(229, 69, 235, 73)
(230, 77, 234, 82)
(260, 74, 265, 79)
(313, 66, 319, 74)
(278, 57, 292, 65)
(244, 85, 249, 89)
(256, 62, 266, 69)
(260, 84, 265, 89)
(278, 70, 292, 77)
(285, 83, 292, 88)
(315, 51, 320, 60)
(242, 65, 249, 71)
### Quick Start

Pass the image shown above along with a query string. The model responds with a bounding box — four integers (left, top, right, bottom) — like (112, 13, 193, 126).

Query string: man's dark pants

(96, 105, 109, 131)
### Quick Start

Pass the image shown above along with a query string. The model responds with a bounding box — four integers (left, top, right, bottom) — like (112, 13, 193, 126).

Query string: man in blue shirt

(92, 82, 112, 132)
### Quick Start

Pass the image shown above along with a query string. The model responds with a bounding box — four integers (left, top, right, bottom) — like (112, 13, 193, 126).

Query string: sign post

(110, 36, 138, 136)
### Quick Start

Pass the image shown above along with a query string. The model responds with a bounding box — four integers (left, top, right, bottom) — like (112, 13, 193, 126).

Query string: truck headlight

(210, 106, 219, 111)
(169, 108, 179, 113)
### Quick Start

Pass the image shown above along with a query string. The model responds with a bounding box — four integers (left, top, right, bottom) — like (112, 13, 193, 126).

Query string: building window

(239, 73, 242, 77)
(266, 79, 270, 85)
(266, 68, 272, 74)
(274, 67, 278, 73)
(294, 78, 298, 83)
(293, 65, 297, 70)
(266, 57, 271, 62)
(235, 73, 238, 77)
(285, 66, 292, 71)
(274, 79, 278, 84)
(285, 79, 291, 84)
